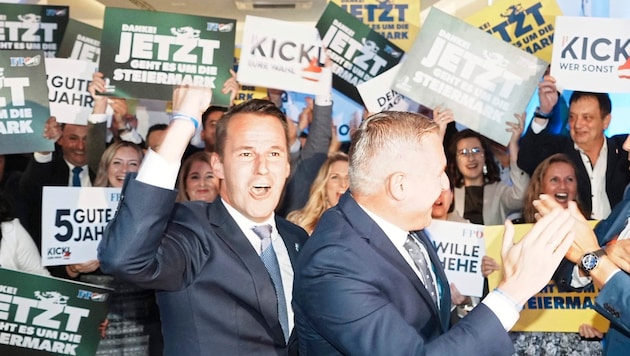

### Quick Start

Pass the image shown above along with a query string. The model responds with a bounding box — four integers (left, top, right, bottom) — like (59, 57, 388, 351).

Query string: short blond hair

(349, 111, 437, 196)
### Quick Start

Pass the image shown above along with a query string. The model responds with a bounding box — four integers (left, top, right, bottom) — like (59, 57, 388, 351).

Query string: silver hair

(348, 111, 438, 196)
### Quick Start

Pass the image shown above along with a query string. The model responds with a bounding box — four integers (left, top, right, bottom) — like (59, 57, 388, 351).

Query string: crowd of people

(0, 57, 629, 356)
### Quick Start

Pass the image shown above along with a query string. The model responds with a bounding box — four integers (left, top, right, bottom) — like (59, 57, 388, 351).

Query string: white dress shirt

(574, 140, 611, 219)
(0, 219, 50, 276)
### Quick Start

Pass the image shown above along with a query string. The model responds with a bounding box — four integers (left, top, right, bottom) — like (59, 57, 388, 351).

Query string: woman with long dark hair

(445, 115, 529, 225)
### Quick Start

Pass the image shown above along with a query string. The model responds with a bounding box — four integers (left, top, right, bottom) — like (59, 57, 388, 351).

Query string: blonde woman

(176, 151, 219, 202)
(287, 152, 349, 234)
(93, 141, 143, 188)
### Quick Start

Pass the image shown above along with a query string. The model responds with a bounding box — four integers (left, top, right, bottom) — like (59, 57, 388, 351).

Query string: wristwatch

(579, 248, 606, 275)
(533, 106, 552, 119)
(118, 121, 132, 135)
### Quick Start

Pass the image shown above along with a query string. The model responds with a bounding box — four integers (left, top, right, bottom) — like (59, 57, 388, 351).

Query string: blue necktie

(405, 232, 439, 307)
(72, 166, 83, 187)
(252, 224, 289, 342)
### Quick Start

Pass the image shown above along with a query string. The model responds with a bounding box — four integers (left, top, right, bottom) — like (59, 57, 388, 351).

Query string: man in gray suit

(98, 86, 308, 355)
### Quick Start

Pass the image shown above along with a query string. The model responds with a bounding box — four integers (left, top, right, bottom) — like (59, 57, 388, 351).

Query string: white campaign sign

(425, 219, 486, 297)
(551, 16, 630, 93)
(238, 16, 331, 95)
(46, 58, 97, 125)
(357, 64, 419, 114)
(41, 187, 121, 266)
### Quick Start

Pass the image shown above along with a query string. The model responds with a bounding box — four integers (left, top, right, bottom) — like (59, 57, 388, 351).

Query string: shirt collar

(355, 201, 408, 249)
(64, 159, 88, 173)
(220, 197, 277, 235)
(574, 138, 608, 158)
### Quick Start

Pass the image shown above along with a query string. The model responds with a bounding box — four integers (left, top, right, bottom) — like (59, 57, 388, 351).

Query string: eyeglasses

(456, 147, 484, 157)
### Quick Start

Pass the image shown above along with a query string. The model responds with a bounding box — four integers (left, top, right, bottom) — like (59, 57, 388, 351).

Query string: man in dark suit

(518, 76, 629, 219)
(19, 121, 95, 244)
(293, 111, 575, 355)
(98, 86, 308, 355)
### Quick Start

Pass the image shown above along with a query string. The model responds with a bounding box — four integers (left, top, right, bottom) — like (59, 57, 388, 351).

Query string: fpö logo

(47, 246, 71, 259)
(9, 55, 41, 67)
(207, 22, 234, 32)
(45, 8, 67, 17)
(77, 290, 109, 302)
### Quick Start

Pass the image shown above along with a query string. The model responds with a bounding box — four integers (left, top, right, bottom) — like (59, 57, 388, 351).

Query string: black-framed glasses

(456, 147, 484, 157)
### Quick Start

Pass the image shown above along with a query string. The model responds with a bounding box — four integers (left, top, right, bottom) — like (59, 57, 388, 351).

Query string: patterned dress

(511, 331, 602, 356)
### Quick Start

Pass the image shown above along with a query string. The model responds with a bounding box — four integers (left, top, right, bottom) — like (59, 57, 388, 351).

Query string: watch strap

(533, 106, 552, 119)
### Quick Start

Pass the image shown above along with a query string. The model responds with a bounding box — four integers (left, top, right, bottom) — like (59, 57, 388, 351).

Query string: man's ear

(387, 172, 406, 201)
(603, 113, 612, 130)
(211, 152, 225, 180)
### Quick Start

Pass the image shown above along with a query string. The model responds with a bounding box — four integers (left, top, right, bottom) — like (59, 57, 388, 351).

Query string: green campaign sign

(316, 2, 404, 104)
(0, 268, 112, 355)
(56, 19, 101, 63)
(0, 3, 69, 58)
(393, 8, 547, 146)
(99, 7, 236, 105)
(0, 50, 54, 155)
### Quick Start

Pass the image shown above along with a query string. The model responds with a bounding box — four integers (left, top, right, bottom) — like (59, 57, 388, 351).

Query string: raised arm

(517, 76, 566, 175)
(98, 86, 212, 289)
(499, 113, 530, 212)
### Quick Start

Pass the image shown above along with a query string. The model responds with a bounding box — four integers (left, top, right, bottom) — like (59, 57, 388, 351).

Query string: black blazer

(19, 153, 96, 247)
(518, 127, 629, 216)
(99, 177, 308, 355)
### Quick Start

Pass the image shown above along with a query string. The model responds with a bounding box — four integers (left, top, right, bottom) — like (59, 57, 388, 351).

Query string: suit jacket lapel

(208, 200, 286, 345)
(275, 218, 302, 268)
(337, 194, 443, 323)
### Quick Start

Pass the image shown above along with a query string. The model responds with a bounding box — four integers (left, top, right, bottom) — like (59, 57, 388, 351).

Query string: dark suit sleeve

(517, 125, 566, 176)
(18, 155, 58, 242)
(593, 272, 630, 335)
(605, 135, 630, 210)
(277, 103, 332, 217)
(87, 121, 107, 175)
(19, 155, 54, 201)
(98, 177, 211, 290)
(294, 240, 513, 355)
(298, 102, 332, 162)
(19, 154, 72, 279)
